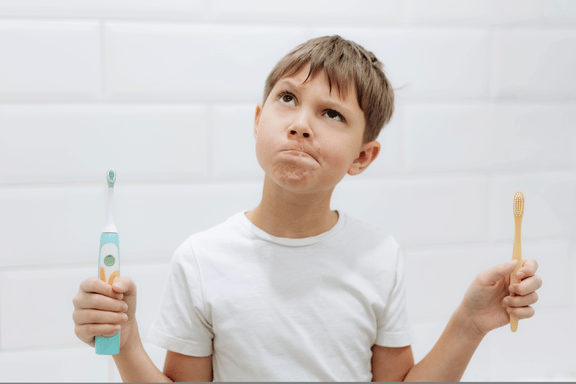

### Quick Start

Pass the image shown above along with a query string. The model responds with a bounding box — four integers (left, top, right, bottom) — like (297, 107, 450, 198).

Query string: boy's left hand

(459, 259, 542, 335)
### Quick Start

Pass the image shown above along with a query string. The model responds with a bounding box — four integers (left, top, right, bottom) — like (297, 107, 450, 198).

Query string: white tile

(405, 241, 571, 323)
(406, 0, 545, 25)
(493, 30, 576, 100)
(212, 104, 264, 178)
(116, 182, 263, 261)
(1, 267, 97, 349)
(311, 28, 490, 100)
(0, 263, 169, 351)
(105, 22, 307, 101)
(403, 103, 576, 171)
(405, 245, 508, 321)
(0, 182, 263, 269)
(489, 309, 576, 380)
(212, 0, 403, 24)
(542, 0, 576, 24)
(0, 105, 210, 185)
(0, 20, 100, 100)
(331, 177, 490, 246)
(0, 0, 205, 19)
(0, 264, 168, 379)
(520, 242, 574, 311)
(0, 186, 103, 268)
(0, 347, 108, 382)
(490, 173, 576, 241)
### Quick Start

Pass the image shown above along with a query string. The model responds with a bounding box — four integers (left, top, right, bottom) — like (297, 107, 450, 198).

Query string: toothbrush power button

(104, 255, 116, 266)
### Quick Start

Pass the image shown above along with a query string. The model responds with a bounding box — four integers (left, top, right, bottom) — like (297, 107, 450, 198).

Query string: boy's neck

(245, 175, 339, 239)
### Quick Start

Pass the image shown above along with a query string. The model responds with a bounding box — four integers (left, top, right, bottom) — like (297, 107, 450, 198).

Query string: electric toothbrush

(95, 169, 121, 355)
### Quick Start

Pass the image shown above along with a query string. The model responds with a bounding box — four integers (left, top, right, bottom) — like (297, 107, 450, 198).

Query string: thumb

(111, 276, 136, 298)
(484, 260, 519, 284)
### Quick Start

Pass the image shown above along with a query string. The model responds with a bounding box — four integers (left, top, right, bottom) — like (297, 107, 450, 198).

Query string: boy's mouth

(281, 148, 319, 163)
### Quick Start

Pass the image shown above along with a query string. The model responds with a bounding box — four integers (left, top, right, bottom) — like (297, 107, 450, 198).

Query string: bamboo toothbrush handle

(510, 215, 522, 332)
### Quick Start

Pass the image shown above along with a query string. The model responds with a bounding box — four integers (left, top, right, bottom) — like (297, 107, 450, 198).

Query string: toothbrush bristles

(107, 168, 116, 186)
(513, 192, 524, 217)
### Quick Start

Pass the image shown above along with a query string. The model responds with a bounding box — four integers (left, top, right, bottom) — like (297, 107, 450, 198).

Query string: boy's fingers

(481, 260, 519, 284)
(506, 305, 535, 319)
(81, 277, 118, 299)
(510, 274, 543, 296)
(517, 258, 539, 280)
(504, 291, 539, 307)
(111, 276, 136, 296)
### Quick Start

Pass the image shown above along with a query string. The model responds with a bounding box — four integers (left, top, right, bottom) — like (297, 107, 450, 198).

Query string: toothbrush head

(513, 191, 524, 218)
(107, 169, 116, 188)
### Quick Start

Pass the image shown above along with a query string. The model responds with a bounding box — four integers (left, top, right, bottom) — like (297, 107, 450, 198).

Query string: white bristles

(513, 192, 524, 217)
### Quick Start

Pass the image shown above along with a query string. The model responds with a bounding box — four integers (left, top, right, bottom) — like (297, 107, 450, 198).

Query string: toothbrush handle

(96, 232, 121, 355)
(510, 217, 522, 332)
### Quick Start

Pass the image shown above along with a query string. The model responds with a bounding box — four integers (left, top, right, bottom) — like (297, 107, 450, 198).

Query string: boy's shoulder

(182, 212, 244, 247)
(169, 212, 245, 265)
(343, 213, 399, 248)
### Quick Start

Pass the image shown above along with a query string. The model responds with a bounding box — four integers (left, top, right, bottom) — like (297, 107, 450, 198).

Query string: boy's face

(253, 63, 380, 195)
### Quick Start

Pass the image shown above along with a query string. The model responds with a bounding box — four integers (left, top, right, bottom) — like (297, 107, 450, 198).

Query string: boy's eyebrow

(276, 78, 355, 115)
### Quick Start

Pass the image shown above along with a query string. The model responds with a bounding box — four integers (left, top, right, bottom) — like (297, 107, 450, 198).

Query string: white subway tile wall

(0, 0, 575, 381)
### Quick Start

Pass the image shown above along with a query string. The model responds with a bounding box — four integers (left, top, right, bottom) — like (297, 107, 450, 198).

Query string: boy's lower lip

(282, 149, 317, 162)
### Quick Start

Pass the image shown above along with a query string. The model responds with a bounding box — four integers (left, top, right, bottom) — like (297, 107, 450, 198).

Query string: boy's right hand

(72, 276, 138, 350)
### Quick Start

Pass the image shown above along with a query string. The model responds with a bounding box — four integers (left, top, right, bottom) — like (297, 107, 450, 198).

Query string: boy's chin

(273, 170, 314, 192)
(266, 169, 336, 197)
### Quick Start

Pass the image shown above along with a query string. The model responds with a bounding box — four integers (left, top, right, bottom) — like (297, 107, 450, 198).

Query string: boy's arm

(112, 321, 173, 383)
(371, 344, 414, 382)
(402, 306, 484, 382)
(370, 306, 481, 382)
(384, 259, 540, 382)
(112, 321, 213, 382)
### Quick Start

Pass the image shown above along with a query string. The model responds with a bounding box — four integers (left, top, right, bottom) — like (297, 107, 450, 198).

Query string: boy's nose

(288, 114, 312, 139)
(289, 128, 311, 138)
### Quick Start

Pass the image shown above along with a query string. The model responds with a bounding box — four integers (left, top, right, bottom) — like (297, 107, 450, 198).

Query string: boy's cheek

(254, 139, 274, 169)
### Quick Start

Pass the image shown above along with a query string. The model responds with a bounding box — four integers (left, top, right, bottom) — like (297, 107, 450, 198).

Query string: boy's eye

(277, 91, 345, 122)
(324, 109, 344, 122)
(278, 91, 295, 106)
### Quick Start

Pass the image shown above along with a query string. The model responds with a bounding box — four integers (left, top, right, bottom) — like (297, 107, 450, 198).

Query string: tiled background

(1, 0, 575, 381)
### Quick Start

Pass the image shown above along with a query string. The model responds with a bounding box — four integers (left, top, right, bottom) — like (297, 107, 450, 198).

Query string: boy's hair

(263, 35, 394, 143)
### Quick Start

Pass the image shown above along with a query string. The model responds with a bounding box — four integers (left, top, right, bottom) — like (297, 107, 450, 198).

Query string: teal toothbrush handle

(95, 232, 120, 355)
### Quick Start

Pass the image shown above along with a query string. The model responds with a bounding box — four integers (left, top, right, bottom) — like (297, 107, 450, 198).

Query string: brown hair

(262, 35, 394, 143)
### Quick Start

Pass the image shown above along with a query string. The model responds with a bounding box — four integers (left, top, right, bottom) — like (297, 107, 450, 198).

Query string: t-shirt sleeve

(374, 239, 413, 347)
(147, 238, 214, 356)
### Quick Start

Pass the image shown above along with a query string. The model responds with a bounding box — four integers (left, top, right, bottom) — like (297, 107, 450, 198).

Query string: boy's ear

(254, 103, 263, 139)
(347, 141, 381, 176)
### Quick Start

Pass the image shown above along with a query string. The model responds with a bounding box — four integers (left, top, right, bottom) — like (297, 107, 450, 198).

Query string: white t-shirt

(147, 210, 413, 381)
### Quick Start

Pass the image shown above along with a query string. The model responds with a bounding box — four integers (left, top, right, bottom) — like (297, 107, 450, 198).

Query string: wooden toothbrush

(510, 191, 524, 332)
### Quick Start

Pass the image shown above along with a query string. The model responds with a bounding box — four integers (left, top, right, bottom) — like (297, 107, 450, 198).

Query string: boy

(72, 35, 542, 382)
